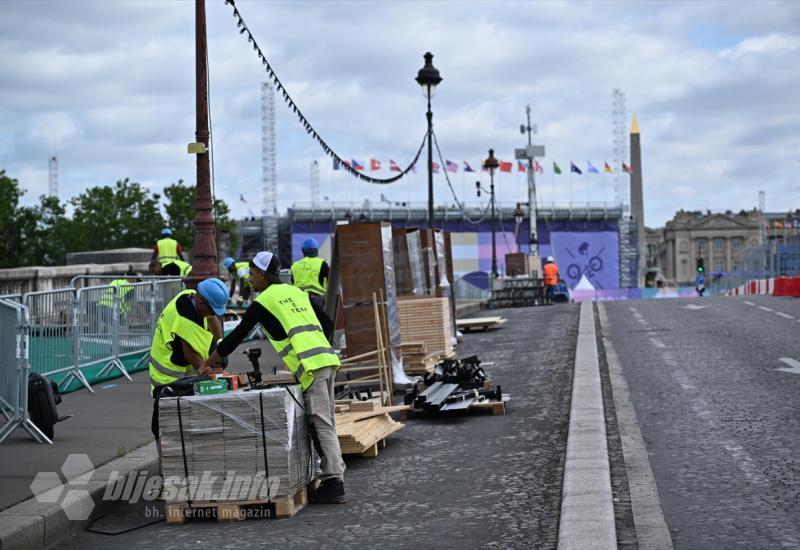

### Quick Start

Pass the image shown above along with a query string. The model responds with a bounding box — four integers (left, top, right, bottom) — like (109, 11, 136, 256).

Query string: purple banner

(540, 231, 619, 289)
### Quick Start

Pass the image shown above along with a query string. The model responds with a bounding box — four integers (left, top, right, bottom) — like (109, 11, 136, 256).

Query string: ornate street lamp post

(480, 149, 500, 277)
(415, 52, 442, 229)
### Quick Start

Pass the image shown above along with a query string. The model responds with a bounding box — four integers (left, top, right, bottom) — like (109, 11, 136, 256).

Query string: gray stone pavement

(604, 295, 800, 549)
(53, 303, 580, 550)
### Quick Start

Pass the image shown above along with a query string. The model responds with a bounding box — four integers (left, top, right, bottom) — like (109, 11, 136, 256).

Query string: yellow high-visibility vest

(156, 238, 179, 262)
(291, 257, 326, 296)
(148, 290, 213, 395)
(254, 284, 338, 391)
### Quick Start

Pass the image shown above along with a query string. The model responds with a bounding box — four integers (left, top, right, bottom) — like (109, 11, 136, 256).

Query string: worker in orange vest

(543, 256, 560, 304)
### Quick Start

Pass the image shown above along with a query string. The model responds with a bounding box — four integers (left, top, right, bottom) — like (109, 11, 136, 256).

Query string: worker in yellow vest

(291, 238, 329, 307)
(149, 259, 193, 277)
(222, 257, 253, 303)
(97, 273, 138, 332)
(203, 251, 345, 504)
(149, 278, 227, 438)
(151, 228, 185, 264)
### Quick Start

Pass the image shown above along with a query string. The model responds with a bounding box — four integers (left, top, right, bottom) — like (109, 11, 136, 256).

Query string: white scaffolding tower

(48, 156, 58, 198)
(310, 160, 320, 208)
(758, 190, 766, 245)
(261, 82, 279, 252)
(613, 89, 635, 287)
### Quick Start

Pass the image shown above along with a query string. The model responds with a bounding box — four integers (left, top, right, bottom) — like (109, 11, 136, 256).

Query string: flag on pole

(587, 161, 599, 174)
(239, 193, 247, 203)
(380, 193, 391, 204)
(534, 160, 543, 174)
(333, 158, 342, 170)
(463, 161, 476, 172)
(570, 161, 582, 175)
(499, 161, 513, 173)
(432, 162, 440, 173)
(352, 159, 364, 171)
(323, 195, 330, 201)
(370, 159, 381, 171)
(445, 160, 459, 173)
(622, 162, 634, 174)
(389, 159, 401, 172)
(517, 160, 526, 173)
(553, 161, 562, 174)
(603, 162, 613, 174)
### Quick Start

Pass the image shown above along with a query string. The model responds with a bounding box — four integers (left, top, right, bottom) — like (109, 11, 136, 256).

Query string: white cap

(252, 251, 280, 274)
(546, 256, 555, 262)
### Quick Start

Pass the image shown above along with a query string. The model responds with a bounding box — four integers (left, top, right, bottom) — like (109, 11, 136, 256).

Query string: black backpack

(28, 373, 70, 440)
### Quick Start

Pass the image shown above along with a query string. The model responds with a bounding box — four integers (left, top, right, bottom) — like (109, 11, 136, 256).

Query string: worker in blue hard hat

(148, 277, 226, 438)
(223, 256, 252, 304)
(291, 238, 329, 308)
(151, 228, 185, 264)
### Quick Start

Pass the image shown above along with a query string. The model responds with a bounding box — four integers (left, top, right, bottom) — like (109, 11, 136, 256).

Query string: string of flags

(334, 158, 635, 175)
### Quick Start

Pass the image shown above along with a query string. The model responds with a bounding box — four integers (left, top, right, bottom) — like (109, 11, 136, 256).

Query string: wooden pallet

(399, 398, 506, 419)
(456, 316, 507, 332)
(335, 402, 408, 457)
(165, 486, 308, 525)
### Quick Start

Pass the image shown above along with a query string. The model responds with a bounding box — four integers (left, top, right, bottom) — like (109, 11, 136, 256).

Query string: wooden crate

(397, 297, 453, 357)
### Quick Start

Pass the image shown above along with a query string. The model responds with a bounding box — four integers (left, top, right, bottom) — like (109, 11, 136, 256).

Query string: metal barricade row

(0, 298, 51, 444)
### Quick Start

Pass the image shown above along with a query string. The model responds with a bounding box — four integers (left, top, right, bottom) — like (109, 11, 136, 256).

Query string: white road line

(758, 306, 774, 312)
(775, 312, 794, 319)
(633, 312, 643, 319)
(777, 358, 800, 375)
(637, 318, 648, 325)
(744, 301, 755, 306)
(649, 337, 665, 348)
(629, 307, 638, 313)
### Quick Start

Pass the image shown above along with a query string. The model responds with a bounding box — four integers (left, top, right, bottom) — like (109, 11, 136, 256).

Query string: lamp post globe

(416, 52, 442, 229)
(514, 202, 525, 252)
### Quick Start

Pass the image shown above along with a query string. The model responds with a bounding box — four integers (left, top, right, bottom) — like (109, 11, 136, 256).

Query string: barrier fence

(0, 298, 51, 444)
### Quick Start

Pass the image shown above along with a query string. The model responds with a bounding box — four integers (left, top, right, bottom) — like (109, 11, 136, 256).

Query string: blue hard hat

(223, 257, 235, 269)
(301, 238, 319, 251)
(197, 278, 228, 316)
(161, 228, 173, 236)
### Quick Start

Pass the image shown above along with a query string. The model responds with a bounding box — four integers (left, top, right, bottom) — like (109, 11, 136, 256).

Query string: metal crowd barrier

(20, 279, 185, 394)
(0, 298, 51, 444)
(70, 274, 181, 288)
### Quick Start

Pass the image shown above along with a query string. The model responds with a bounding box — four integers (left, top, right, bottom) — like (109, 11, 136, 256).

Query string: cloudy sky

(1, 0, 798, 227)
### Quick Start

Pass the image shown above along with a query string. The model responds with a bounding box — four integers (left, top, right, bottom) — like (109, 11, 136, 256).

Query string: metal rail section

(0, 298, 51, 444)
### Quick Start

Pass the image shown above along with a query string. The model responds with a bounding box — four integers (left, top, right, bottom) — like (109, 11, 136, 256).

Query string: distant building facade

(654, 209, 800, 285)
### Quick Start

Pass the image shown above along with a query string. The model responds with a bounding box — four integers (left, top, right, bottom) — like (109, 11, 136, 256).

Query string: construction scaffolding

(613, 89, 637, 287)
(261, 82, 279, 253)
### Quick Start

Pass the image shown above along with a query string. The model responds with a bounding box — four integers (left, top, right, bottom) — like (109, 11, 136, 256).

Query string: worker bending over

(152, 228, 185, 264)
(203, 251, 346, 504)
(149, 278, 227, 438)
(223, 257, 253, 303)
(291, 238, 329, 307)
(149, 259, 192, 277)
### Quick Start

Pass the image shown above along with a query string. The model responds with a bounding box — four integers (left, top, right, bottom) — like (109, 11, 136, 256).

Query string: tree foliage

(1, 170, 239, 268)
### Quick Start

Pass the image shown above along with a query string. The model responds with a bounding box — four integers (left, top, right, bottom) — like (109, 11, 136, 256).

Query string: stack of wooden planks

(335, 401, 409, 458)
(397, 297, 453, 358)
(456, 316, 507, 333)
(400, 341, 438, 375)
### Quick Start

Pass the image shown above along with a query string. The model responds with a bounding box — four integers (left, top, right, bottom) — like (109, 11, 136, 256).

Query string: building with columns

(656, 209, 800, 285)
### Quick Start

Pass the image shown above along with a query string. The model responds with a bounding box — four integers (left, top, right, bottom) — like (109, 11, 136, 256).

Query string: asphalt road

(602, 295, 800, 549)
(55, 303, 579, 550)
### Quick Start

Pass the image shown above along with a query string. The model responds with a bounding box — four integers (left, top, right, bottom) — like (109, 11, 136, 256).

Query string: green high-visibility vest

(156, 238, 179, 262)
(98, 279, 134, 314)
(148, 289, 213, 396)
(291, 257, 326, 296)
(234, 261, 251, 286)
(254, 284, 339, 391)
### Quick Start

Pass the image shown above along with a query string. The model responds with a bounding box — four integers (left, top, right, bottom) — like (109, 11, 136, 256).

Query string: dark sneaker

(308, 478, 347, 504)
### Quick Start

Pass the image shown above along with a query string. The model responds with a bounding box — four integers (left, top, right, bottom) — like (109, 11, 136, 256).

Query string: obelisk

(630, 114, 645, 286)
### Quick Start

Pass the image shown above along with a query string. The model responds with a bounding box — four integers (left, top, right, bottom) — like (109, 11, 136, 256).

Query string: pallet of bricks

(397, 296, 454, 375)
(334, 401, 410, 458)
(158, 386, 316, 524)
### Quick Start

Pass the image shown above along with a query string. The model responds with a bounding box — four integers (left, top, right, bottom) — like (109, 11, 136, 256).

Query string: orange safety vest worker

(544, 262, 559, 286)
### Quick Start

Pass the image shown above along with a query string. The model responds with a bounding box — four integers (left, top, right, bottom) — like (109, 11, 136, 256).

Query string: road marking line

(758, 306, 774, 312)
(649, 337, 665, 348)
(777, 358, 800, 375)
(744, 301, 755, 306)
(775, 312, 794, 319)
(637, 318, 648, 325)
(633, 312, 643, 318)
(629, 307, 638, 313)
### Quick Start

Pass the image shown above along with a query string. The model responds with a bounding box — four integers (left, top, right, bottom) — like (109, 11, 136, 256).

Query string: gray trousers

(304, 366, 345, 481)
